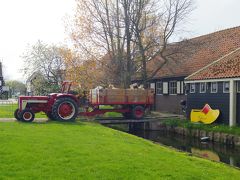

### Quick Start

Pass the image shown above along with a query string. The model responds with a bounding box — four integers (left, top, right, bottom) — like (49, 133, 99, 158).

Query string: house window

(0, 80, 2, 86)
(190, 83, 195, 93)
(223, 81, 230, 93)
(181, 81, 185, 94)
(200, 82, 206, 93)
(163, 82, 168, 94)
(156, 82, 163, 95)
(237, 81, 240, 93)
(211, 82, 218, 93)
(169, 81, 177, 95)
(150, 83, 155, 90)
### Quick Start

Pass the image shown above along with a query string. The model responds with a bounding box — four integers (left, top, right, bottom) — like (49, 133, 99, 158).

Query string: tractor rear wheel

(52, 98, 78, 121)
(132, 106, 145, 119)
(14, 109, 22, 121)
(20, 109, 35, 122)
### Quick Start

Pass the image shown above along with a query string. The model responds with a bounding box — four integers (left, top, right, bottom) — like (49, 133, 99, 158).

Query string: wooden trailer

(79, 88, 154, 119)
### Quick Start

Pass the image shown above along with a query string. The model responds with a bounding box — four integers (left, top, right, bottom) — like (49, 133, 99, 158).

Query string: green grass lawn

(0, 104, 46, 118)
(0, 121, 240, 179)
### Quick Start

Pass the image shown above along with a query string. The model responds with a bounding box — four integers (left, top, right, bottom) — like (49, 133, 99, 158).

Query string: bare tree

(69, 0, 194, 88)
(70, 0, 138, 87)
(22, 41, 71, 94)
(23, 41, 66, 84)
(131, 0, 194, 87)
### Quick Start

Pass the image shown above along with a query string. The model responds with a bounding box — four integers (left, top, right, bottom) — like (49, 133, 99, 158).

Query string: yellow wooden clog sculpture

(190, 104, 220, 124)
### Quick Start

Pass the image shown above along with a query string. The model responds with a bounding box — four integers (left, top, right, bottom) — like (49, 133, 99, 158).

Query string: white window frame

(156, 82, 163, 95)
(223, 81, 230, 93)
(190, 83, 195, 93)
(169, 81, 177, 95)
(211, 82, 218, 93)
(199, 82, 206, 93)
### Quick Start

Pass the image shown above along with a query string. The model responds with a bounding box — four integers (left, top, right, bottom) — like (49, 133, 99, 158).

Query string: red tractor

(14, 82, 154, 122)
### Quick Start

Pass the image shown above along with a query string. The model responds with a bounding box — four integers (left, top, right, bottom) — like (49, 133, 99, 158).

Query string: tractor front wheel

(20, 109, 35, 122)
(52, 98, 78, 121)
(14, 109, 22, 121)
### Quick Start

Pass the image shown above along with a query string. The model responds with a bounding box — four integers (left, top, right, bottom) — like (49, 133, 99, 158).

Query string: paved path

(0, 112, 184, 123)
(0, 118, 48, 122)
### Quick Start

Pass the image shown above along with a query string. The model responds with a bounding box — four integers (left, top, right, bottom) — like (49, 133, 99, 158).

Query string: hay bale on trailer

(89, 88, 154, 105)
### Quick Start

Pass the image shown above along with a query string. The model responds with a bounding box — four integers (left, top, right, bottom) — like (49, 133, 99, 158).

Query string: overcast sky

(0, 0, 240, 81)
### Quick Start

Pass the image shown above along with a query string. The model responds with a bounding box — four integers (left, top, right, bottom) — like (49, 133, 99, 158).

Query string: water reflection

(130, 130, 240, 168)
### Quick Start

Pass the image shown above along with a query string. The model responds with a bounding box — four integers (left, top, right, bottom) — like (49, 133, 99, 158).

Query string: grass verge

(162, 119, 240, 136)
(0, 121, 240, 179)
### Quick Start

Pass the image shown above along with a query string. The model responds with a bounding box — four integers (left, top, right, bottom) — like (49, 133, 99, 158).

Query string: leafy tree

(30, 75, 60, 95)
(5, 80, 26, 96)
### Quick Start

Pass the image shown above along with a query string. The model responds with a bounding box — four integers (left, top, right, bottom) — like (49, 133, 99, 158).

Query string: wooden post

(229, 80, 236, 127)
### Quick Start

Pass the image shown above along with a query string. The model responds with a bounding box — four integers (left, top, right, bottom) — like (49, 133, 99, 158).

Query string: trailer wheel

(52, 98, 78, 121)
(132, 106, 145, 119)
(14, 109, 22, 121)
(20, 109, 35, 122)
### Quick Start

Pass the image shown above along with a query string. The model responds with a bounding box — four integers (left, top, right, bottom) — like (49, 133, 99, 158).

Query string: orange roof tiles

(185, 48, 240, 80)
(147, 26, 240, 79)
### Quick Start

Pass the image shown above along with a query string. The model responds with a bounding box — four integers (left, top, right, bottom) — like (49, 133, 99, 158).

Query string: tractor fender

(56, 94, 79, 103)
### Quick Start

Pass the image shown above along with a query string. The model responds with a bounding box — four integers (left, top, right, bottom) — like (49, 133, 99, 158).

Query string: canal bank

(124, 118, 240, 146)
(130, 130, 240, 168)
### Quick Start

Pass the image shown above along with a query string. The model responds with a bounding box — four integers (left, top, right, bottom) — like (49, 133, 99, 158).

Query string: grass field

(0, 121, 240, 179)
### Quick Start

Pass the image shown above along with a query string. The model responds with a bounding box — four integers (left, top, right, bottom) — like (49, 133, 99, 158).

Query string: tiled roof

(146, 26, 240, 79)
(185, 48, 240, 81)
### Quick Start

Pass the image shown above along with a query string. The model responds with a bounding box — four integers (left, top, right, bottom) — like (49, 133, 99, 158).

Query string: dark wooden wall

(186, 82, 230, 125)
(156, 94, 186, 114)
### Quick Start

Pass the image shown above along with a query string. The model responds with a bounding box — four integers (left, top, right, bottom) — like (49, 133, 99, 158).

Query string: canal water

(129, 130, 240, 168)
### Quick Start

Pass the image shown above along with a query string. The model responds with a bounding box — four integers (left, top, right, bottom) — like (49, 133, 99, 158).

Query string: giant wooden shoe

(190, 104, 220, 124)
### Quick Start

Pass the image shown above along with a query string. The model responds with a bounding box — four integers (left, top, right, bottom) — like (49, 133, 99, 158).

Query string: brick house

(141, 26, 240, 114)
(185, 48, 240, 126)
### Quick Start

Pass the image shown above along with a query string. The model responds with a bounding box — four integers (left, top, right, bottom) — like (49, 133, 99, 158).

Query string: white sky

(0, 0, 240, 81)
